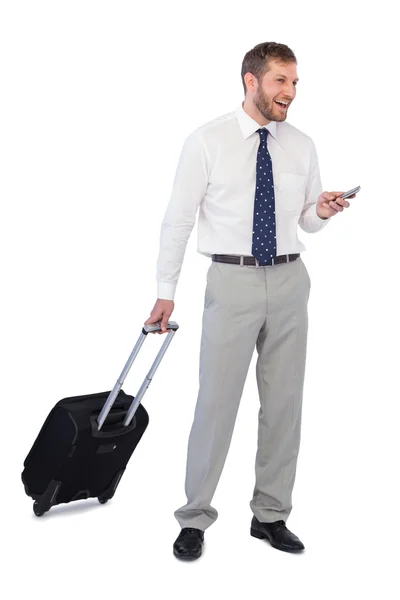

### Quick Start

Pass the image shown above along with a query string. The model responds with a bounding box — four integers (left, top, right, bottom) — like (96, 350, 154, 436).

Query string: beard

(254, 87, 287, 122)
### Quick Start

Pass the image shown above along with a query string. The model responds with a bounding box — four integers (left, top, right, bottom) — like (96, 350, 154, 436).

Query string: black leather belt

(211, 253, 300, 267)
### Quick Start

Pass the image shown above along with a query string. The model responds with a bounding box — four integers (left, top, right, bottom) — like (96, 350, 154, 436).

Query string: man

(145, 41, 356, 560)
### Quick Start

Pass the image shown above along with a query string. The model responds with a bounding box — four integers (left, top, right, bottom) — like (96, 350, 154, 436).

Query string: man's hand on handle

(145, 299, 175, 335)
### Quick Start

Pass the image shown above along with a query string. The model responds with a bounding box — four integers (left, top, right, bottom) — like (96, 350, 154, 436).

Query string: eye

(277, 79, 284, 83)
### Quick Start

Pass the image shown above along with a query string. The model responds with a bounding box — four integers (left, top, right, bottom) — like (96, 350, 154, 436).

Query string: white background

(1, 1, 399, 598)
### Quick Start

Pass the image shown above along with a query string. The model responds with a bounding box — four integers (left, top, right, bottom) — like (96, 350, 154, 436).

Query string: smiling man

(145, 41, 356, 560)
(250, 60, 298, 120)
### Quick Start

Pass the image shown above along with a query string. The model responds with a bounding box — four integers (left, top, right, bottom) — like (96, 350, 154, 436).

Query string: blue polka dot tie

(251, 127, 277, 265)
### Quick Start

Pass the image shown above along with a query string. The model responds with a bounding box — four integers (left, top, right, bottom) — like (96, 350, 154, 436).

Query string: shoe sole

(173, 548, 202, 561)
(250, 528, 304, 553)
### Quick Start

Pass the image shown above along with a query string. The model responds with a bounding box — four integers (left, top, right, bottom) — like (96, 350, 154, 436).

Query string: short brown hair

(241, 42, 297, 95)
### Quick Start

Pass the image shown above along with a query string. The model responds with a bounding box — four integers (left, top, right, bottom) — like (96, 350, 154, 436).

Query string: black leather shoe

(173, 528, 204, 560)
(250, 517, 305, 552)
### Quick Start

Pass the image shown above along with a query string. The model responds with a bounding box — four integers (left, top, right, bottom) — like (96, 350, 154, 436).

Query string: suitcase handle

(96, 321, 179, 430)
(143, 321, 179, 333)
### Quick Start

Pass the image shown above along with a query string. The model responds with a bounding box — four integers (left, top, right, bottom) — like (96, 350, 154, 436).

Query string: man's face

(253, 60, 299, 122)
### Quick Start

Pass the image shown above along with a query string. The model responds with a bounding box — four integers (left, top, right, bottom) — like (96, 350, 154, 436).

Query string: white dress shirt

(156, 103, 331, 301)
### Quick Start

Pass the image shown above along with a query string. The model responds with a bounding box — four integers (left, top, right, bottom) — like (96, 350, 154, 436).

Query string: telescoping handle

(96, 321, 179, 430)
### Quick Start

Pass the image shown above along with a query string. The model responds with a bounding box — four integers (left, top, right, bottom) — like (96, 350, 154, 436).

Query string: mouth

(274, 100, 290, 111)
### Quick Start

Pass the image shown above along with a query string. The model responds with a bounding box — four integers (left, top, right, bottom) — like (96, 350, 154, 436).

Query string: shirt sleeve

(156, 131, 209, 301)
(298, 137, 332, 233)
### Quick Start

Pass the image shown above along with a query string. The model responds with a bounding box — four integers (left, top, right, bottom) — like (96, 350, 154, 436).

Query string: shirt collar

(235, 102, 277, 141)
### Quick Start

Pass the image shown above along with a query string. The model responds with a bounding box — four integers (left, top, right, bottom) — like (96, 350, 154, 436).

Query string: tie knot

(258, 127, 269, 141)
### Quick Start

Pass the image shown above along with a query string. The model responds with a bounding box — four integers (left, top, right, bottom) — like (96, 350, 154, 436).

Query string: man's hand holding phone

(316, 185, 361, 220)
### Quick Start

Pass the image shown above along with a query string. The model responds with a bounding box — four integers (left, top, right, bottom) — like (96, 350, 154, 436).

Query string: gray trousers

(174, 255, 311, 531)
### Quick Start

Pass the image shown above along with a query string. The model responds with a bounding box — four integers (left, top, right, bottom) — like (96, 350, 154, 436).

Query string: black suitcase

(22, 321, 179, 517)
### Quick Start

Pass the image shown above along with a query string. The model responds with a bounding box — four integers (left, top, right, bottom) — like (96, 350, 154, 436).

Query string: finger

(322, 200, 338, 212)
(334, 191, 356, 201)
(161, 318, 170, 333)
(329, 200, 341, 211)
(323, 192, 344, 200)
(329, 199, 343, 212)
(145, 316, 162, 334)
(335, 198, 350, 208)
(145, 313, 163, 326)
(322, 192, 337, 202)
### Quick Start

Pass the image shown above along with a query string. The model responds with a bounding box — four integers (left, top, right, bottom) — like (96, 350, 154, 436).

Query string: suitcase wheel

(98, 497, 109, 504)
(32, 480, 61, 517)
(33, 501, 45, 517)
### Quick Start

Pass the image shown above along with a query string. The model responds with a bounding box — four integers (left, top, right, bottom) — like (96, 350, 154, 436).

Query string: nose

(284, 84, 296, 99)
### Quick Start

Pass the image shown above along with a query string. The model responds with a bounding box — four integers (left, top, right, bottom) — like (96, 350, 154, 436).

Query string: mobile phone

(340, 185, 361, 200)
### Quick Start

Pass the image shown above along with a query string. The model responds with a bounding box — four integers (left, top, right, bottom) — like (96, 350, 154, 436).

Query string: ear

(244, 72, 258, 94)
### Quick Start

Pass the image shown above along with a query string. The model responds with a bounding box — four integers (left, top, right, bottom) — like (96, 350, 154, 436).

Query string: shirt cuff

(157, 282, 177, 301)
(302, 202, 332, 232)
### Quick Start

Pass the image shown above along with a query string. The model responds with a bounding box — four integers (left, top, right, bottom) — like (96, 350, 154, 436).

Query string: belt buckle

(240, 256, 262, 268)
